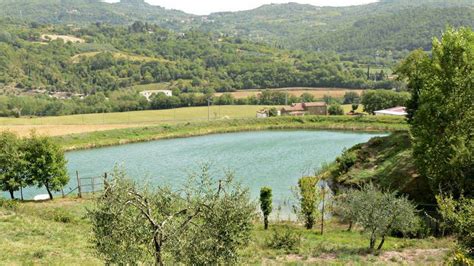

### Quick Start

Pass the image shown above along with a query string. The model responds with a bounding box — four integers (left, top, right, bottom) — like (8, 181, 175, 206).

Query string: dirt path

(264, 248, 449, 265)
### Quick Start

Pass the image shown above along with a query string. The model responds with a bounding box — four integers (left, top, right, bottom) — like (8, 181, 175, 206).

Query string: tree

(342, 184, 418, 251)
(0, 132, 25, 199)
(343, 91, 360, 104)
(333, 189, 358, 231)
(260, 187, 273, 230)
(394, 49, 429, 123)
(409, 28, 474, 197)
(89, 166, 255, 265)
(22, 134, 69, 199)
(361, 90, 410, 114)
(293, 176, 320, 229)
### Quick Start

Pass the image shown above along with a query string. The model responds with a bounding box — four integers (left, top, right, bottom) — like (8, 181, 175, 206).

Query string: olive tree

(88, 166, 255, 265)
(22, 133, 68, 199)
(0, 132, 25, 199)
(343, 184, 419, 251)
(260, 187, 272, 230)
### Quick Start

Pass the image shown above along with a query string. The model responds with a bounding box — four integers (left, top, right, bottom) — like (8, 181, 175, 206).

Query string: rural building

(281, 102, 328, 116)
(374, 106, 407, 116)
(140, 90, 173, 101)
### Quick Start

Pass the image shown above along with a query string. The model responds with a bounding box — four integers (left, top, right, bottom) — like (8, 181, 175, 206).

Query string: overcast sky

(105, 0, 379, 15)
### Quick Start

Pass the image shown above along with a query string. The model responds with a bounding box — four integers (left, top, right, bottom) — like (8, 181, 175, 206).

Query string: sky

(105, 0, 379, 15)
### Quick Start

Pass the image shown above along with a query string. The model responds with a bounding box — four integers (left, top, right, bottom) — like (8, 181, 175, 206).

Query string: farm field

(0, 105, 268, 137)
(0, 198, 454, 265)
(0, 104, 367, 137)
(214, 87, 364, 99)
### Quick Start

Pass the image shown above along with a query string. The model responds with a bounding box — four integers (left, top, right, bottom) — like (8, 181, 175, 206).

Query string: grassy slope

(53, 115, 408, 151)
(325, 132, 433, 204)
(0, 198, 453, 265)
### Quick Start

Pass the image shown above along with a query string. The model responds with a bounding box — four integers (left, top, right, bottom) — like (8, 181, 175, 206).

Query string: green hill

(325, 132, 434, 204)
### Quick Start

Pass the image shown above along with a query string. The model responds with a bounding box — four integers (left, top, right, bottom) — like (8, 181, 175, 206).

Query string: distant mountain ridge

(0, 0, 473, 58)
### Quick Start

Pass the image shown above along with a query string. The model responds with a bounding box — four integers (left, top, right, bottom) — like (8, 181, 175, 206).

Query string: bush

(328, 104, 344, 115)
(336, 150, 357, 174)
(266, 226, 301, 252)
(0, 198, 18, 211)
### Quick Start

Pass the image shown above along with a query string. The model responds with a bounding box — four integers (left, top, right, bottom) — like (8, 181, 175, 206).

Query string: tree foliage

(408, 27, 474, 197)
(88, 166, 255, 265)
(22, 133, 69, 199)
(437, 194, 474, 258)
(361, 90, 410, 114)
(293, 176, 320, 230)
(260, 187, 272, 230)
(338, 184, 419, 251)
(0, 132, 24, 199)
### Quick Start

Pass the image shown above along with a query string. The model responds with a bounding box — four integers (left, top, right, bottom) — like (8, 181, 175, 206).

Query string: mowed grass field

(215, 87, 364, 99)
(0, 105, 268, 136)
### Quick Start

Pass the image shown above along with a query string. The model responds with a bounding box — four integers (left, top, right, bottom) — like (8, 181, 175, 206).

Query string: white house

(140, 90, 173, 101)
(374, 106, 408, 116)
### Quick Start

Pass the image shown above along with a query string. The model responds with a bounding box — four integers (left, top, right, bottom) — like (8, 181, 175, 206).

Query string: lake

(12, 130, 384, 213)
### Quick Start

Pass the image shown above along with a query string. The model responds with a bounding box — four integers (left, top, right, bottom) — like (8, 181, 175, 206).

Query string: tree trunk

(347, 221, 353, 232)
(369, 231, 376, 250)
(264, 216, 269, 230)
(377, 235, 386, 250)
(9, 190, 15, 200)
(45, 185, 53, 200)
(20, 187, 24, 201)
(153, 234, 163, 266)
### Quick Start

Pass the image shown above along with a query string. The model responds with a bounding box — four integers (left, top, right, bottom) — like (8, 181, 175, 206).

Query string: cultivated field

(214, 87, 364, 99)
(0, 105, 267, 137)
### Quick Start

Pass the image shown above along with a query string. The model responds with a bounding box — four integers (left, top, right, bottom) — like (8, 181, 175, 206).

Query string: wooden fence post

(91, 176, 95, 195)
(103, 172, 108, 189)
(76, 171, 82, 198)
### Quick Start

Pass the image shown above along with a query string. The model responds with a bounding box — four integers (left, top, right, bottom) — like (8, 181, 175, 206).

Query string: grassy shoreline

(55, 115, 408, 151)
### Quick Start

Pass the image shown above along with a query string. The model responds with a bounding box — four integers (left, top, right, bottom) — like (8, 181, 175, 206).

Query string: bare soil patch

(0, 124, 143, 137)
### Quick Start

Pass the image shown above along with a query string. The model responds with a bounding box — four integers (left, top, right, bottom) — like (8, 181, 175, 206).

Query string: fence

(63, 171, 108, 198)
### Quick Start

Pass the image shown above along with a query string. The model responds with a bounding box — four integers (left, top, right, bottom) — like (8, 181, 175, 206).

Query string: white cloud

(105, 0, 379, 15)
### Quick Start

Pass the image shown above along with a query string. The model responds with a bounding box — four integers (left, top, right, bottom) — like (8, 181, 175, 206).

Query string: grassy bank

(0, 198, 452, 265)
(55, 115, 408, 151)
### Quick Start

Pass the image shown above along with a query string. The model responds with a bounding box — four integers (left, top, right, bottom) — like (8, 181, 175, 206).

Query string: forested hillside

(0, 0, 472, 64)
(0, 20, 384, 95)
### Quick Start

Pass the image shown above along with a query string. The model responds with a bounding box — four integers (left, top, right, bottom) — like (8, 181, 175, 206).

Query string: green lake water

(14, 130, 385, 210)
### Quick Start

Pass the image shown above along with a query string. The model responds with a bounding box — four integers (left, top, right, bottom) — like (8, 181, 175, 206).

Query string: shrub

(336, 150, 357, 174)
(266, 226, 301, 252)
(328, 104, 344, 115)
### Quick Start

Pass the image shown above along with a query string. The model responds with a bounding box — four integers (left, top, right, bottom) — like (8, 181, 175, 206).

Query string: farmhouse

(140, 90, 173, 101)
(374, 106, 407, 116)
(281, 102, 327, 116)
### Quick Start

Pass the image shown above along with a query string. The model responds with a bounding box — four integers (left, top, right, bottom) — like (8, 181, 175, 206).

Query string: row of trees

(1, 88, 410, 117)
(0, 132, 69, 199)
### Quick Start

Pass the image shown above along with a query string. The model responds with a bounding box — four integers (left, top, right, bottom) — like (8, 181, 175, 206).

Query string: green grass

(0, 198, 453, 265)
(54, 115, 408, 150)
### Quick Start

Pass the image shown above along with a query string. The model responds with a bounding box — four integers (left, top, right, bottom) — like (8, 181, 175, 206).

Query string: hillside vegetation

(1, 0, 472, 64)
(324, 132, 433, 204)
